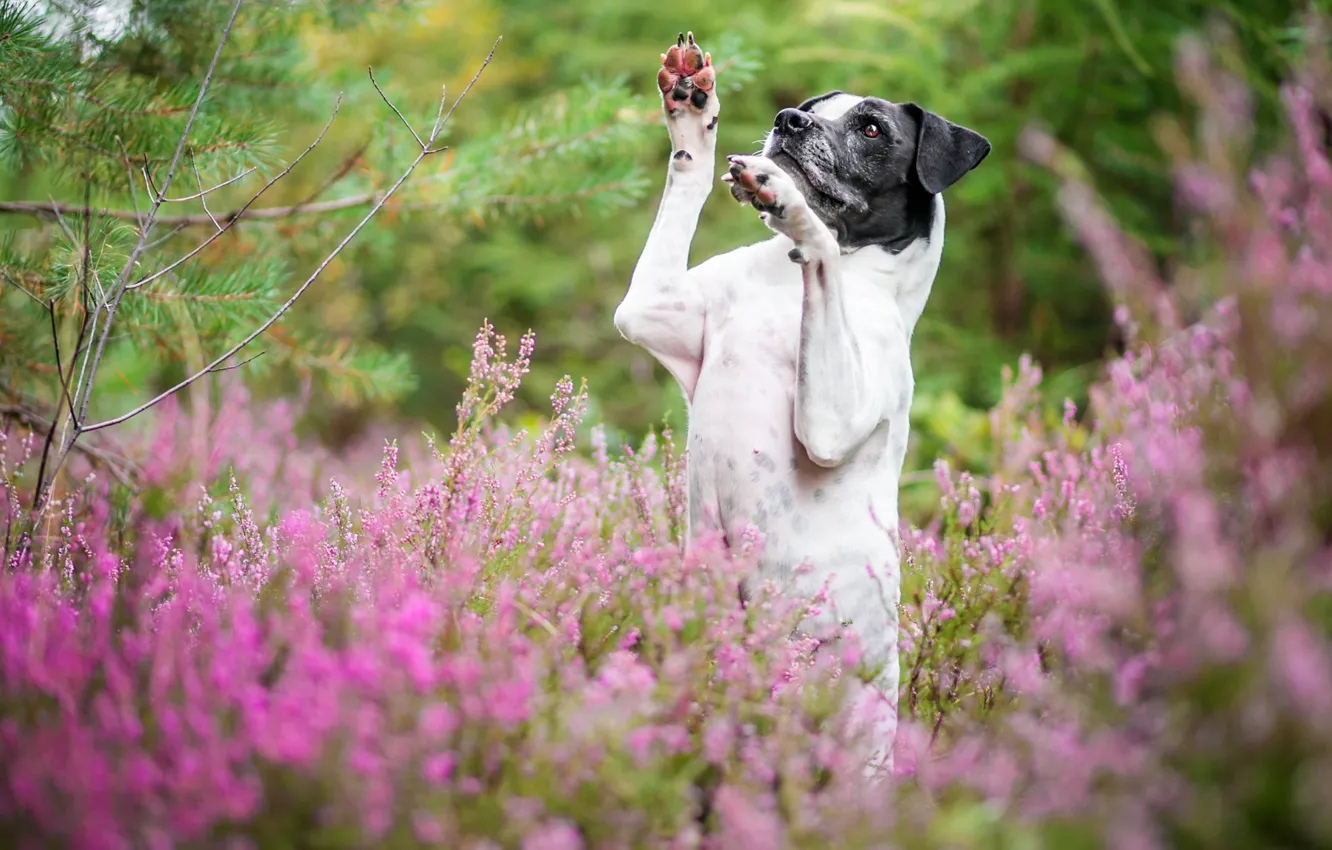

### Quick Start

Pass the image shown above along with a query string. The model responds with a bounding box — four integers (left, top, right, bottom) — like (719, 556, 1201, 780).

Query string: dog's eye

(863, 123, 881, 139)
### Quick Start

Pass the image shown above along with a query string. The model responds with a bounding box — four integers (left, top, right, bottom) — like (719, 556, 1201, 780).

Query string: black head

(761, 91, 990, 253)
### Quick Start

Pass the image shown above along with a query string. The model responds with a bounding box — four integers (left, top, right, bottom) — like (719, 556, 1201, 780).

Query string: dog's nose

(774, 108, 812, 133)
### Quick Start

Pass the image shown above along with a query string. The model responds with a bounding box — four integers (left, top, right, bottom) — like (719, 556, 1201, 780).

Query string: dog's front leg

(613, 33, 721, 402)
(726, 155, 899, 467)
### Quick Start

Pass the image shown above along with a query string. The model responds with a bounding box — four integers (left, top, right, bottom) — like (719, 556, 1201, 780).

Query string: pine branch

(120, 252, 287, 335)
(0, 80, 656, 227)
(275, 338, 417, 405)
(34, 0, 248, 513)
(79, 37, 503, 435)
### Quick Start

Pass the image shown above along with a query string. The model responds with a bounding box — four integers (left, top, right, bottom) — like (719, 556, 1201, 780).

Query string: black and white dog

(614, 33, 989, 773)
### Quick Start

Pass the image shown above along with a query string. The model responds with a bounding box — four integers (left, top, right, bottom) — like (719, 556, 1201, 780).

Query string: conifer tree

(0, 1, 738, 507)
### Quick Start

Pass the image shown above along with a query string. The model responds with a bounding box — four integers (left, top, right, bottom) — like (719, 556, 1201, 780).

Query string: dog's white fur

(615, 79, 944, 774)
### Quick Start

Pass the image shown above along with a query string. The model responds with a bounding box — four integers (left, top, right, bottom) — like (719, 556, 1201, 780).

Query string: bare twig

(81, 45, 500, 434)
(115, 135, 145, 231)
(46, 198, 79, 243)
(124, 96, 344, 292)
(48, 305, 80, 428)
(368, 67, 426, 151)
(1, 269, 45, 306)
(0, 405, 138, 488)
(207, 349, 265, 374)
(0, 193, 375, 225)
(429, 37, 501, 153)
(430, 85, 448, 141)
(191, 152, 223, 230)
(167, 163, 256, 203)
(141, 163, 161, 203)
(65, 180, 97, 441)
(289, 138, 370, 212)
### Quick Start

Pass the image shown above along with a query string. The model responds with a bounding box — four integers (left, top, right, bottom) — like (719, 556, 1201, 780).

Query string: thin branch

(86, 168, 413, 434)
(290, 138, 370, 212)
(0, 405, 138, 489)
(72, 0, 246, 420)
(1, 270, 46, 306)
(13, 193, 364, 226)
(115, 136, 145, 231)
(46, 198, 79, 243)
(191, 152, 223, 231)
(368, 67, 425, 151)
(430, 84, 448, 141)
(124, 95, 345, 292)
(141, 163, 162, 203)
(81, 49, 497, 434)
(429, 37, 502, 150)
(207, 349, 264, 373)
(48, 304, 80, 428)
(0, 193, 373, 225)
(143, 221, 191, 251)
(165, 164, 256, 203)
(62, 181, 98, 456)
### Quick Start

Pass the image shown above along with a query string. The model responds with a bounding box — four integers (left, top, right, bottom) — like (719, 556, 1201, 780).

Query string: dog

(614, 32, 990, 773)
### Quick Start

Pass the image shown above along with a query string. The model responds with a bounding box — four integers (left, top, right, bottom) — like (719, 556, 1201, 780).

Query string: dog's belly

(687, 297, 906, 630)
(688, 373, 904, 668)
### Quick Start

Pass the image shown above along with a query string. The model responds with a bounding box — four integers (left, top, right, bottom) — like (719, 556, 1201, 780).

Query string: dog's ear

(904, 104, 990, 195)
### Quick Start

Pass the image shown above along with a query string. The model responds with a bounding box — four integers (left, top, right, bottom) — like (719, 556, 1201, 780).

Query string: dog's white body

(616, 82, 944, 771)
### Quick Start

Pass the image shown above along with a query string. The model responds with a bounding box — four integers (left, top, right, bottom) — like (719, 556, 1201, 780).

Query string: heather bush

(3, 21, 1332, 850)
(0, 322, 891, 849)
(888, 24, 1332, 848)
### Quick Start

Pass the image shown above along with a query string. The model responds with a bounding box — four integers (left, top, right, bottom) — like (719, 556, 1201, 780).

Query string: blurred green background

(1, 0, 1325, 518)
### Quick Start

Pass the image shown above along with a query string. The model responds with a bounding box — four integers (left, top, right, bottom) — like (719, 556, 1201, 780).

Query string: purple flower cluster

(2, 29, 1330, 849)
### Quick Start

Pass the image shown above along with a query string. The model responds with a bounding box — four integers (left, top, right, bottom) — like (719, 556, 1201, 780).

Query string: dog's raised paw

(658, 32, 717, 120)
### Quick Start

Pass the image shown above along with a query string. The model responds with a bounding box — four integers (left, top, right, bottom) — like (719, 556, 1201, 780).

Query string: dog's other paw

(724, 155, 834, 257)
(658, 32, 719, 164)
(723, 154, 802, 218)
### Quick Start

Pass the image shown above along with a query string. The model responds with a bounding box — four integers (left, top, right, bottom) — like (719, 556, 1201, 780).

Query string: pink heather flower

(1272, 622, 1332, 721)
(702, 719, 734, 764)
(660, 605, 684, 631)
(521, 820, 584, 850)
(626, 727, 655, 765)
(422, 753, 456, 786)
(419, 704, 458, 740)
(710, 786, 783, 849)
(956, 499, 978, 529)
(413, 811, 447, 845)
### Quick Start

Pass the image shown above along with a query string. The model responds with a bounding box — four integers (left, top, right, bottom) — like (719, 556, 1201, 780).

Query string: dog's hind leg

(614, 32, 722, 403)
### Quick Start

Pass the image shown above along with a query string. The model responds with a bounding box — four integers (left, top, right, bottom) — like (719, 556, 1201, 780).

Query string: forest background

(1, 0, 1324, 521)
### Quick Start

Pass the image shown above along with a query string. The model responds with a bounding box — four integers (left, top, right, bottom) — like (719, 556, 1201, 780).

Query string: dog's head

(761, 92, 990, 253)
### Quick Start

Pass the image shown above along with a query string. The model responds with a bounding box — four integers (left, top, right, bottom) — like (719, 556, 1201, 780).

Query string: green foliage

(288, 0, 1325, 473)
(5, 0, 1328, 505)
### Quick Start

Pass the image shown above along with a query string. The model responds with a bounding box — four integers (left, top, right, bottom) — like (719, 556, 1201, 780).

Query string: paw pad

(658, 31, 715, 113)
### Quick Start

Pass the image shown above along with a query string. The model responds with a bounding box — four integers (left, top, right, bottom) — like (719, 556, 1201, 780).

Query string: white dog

(614, 33, 990, 773)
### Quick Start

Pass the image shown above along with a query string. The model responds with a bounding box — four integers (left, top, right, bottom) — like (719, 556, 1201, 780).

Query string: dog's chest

(707, 279, 803, 381)
(700, 248, 892, 385)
